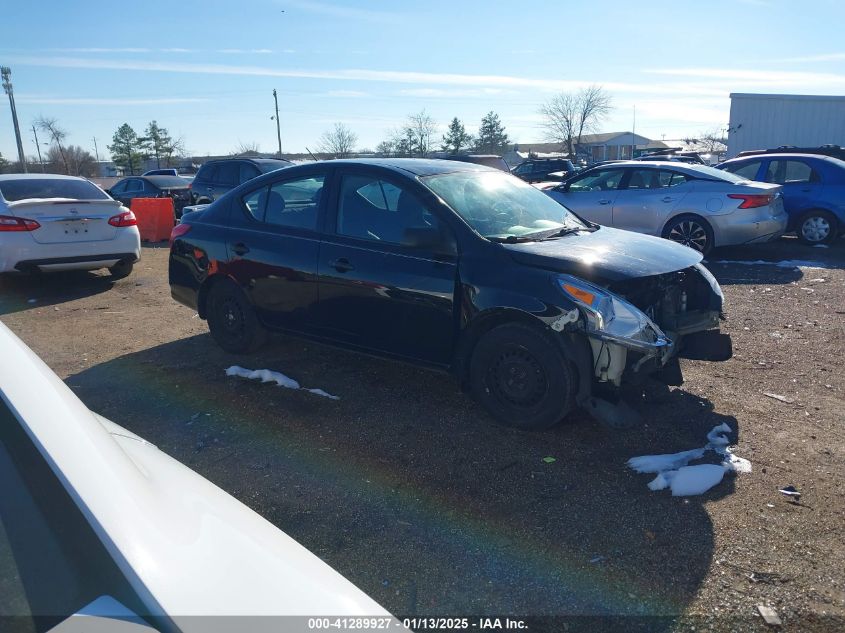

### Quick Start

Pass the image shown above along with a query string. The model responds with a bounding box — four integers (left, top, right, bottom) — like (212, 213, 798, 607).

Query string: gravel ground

(1, 237, 843, 632)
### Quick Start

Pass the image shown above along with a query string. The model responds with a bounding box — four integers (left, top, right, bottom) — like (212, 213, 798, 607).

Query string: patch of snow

(710, 259, 831, 270)
(627, 448, 706, 474)
(225, 366, 339, 400)
(628, 424, 751, 496)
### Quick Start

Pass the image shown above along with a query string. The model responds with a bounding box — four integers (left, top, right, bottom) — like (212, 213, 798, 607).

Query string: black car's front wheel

(662, 214, 714, 255)
(206, 280, 268, 354)
(469, 323, 576, 430)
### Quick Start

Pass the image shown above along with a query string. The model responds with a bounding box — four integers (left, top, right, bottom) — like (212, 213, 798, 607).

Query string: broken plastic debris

(757, 604, 782, 626)
(778, 485, 801, 501)
(542, 456, 557, 464)
(225, 366, 339, 399)
(763, 392, 794, 404)
(628, 424, 751, 496)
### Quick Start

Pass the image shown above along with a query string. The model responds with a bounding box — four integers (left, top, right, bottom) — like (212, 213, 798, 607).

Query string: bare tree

(318, 123, 358, 158)
(45, 145, 96, 177)
(35, 116, 70, 174)
(403, 110, 437, 157)
(540, 85, 613, 158)
(693, 128, 728, 154)
(232, 141, 261, 156)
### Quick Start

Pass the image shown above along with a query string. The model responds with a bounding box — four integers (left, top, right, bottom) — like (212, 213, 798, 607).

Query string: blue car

(717, 153, 845, 245)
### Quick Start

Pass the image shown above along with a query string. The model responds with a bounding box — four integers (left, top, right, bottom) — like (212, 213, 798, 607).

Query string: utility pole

(2, 66, 27, 172)
(92, 136, 100, 176)
(31, 124, 44, 172)
(272, 89, 282, 158)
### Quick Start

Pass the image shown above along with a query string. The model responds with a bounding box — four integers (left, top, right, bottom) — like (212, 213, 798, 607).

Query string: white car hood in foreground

(0, 323, 390, 623)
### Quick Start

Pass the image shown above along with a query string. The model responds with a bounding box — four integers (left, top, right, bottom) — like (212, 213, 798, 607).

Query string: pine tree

(108, 123, 144, 175)
(441, 117, 473, 154)
(141, 121, 177, 168)
(475, 111, 510, 154)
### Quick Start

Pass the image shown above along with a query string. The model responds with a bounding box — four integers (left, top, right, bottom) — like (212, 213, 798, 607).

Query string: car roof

(0, 173, 89, 182)
(722, 153, 833, 162)
(315, 158, 496, 176)
(576, 160, 729, 178)
(141, 175, 191, 184)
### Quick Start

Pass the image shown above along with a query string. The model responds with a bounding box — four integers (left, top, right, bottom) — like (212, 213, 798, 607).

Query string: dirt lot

(1, 237, 843, 632)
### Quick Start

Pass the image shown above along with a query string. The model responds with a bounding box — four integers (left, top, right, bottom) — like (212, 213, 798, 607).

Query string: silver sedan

(541, 161, 787, 254)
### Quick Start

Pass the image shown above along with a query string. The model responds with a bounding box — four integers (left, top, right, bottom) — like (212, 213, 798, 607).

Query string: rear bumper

(712, 213, 787, 247)
(13, 252, 139, 273)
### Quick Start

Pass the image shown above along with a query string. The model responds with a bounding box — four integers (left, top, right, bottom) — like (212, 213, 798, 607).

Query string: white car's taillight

(0, 214, 40, 232)
(108, 211, 138, 227)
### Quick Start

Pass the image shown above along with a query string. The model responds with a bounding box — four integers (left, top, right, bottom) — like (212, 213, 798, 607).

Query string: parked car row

(539, 161, 787, 255)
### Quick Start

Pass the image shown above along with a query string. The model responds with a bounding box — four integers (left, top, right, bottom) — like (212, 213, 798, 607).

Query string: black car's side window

(337, 175, 440, 245)
(242, 175, 324, 230)
(109, 181, 127, 194)
(124, 179, 143, 193)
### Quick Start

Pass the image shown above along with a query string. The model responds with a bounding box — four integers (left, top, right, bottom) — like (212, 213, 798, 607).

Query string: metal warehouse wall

(726, 93, 845, 158)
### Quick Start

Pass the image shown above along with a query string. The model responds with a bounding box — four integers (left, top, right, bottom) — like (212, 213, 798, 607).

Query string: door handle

(329, 258, 354, 273)
(232, 242, 250, 256)
(662, 196, 675, 203)
(598, 199, 611, 205)
(207, 186, 213, 191)
(800, 188, 811, 192)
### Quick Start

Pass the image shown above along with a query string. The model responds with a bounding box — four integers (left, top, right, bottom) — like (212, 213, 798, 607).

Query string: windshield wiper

(488, 234, 543, 243)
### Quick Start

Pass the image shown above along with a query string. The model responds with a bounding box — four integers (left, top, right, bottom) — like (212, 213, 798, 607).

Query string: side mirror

(402, 227, 456, 256)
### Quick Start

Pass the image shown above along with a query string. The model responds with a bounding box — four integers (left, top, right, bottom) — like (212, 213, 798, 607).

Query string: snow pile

(225, 366, 339, 400)
(627, 423, 750, 496)
(710, 259, 831, 270)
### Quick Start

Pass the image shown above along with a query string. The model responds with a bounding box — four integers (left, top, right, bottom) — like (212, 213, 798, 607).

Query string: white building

(726, 93, 845, 158)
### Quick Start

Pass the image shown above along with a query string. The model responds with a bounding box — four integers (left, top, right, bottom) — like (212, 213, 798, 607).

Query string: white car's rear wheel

(662, 214, 714, 255)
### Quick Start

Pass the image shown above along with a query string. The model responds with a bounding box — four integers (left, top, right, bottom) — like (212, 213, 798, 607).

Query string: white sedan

(542, 161, 787, 255)
(0, 322, 394, 631)
(0, 174, 141, 277)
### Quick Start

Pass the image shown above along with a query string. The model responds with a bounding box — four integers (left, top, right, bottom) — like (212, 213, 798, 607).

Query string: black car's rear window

(145, 176, 190, 188)
(0, 179, 109, 202)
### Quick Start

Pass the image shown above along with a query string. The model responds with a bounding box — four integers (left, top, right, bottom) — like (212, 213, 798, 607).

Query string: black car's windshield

(422, 171, 585, 239)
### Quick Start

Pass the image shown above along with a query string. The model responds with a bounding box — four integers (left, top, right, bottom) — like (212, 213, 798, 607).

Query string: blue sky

(2, 0, 844, 160)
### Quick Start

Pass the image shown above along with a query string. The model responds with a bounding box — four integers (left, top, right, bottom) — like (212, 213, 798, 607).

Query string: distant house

(504, 132, 666, 166)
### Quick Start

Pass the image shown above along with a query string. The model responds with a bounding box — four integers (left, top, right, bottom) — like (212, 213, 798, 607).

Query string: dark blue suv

(718, 153, 845, 245)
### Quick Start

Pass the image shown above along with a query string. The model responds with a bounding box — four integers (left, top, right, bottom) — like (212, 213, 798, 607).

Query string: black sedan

(169, 159, 731, 430)
(107, 175, 192, 217)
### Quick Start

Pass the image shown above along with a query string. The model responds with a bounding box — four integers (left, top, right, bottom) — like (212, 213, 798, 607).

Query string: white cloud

(16, 95, 209, 105)
(325, 90, 368, 97)
(645, 67, 845, 87)
(771, 52, 845, 63)
(49, 47, 151, 53)
(216, 48, 275, 54)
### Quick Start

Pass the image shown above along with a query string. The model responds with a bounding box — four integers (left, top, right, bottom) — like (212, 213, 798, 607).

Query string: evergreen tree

(108, 123, 144, 175)
(475, 111, 510, 154)
(141, 120, 177, 168)
(441, 117, 473, 154)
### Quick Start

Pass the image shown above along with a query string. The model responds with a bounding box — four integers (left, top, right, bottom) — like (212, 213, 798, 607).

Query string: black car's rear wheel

(797, 209, 837, 245)
(207, 280, 268, 354)
(469, 323, 576, 430)
(662, 214, 714, 255)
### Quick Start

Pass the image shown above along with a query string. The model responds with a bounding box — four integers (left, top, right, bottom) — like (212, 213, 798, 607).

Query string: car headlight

(557, 274, 666, 348)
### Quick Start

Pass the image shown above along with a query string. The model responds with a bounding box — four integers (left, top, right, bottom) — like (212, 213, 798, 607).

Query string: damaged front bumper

(552, 264, 731, 387)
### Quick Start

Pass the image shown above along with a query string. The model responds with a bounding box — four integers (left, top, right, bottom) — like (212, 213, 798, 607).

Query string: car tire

(207, 280, 268, 354)
(108, 260, 134, 280)
(797, 209, 837, 245)
(469, 322, 576, 430)
(662, 214, 714, 256)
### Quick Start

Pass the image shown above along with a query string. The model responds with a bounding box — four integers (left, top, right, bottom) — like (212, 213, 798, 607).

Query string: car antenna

(305, 147, 319, 162)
